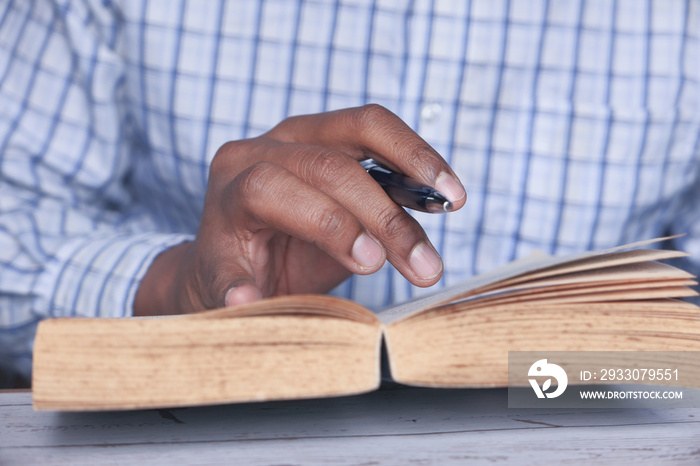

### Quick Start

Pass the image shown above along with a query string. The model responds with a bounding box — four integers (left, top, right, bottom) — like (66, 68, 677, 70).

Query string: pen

(360, 159, 454, 214)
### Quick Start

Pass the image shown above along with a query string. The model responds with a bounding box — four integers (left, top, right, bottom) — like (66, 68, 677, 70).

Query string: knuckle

(209, 141, 236, 173)
(210, 139, 261, 181)
(237, 161, 278, 197)
(404, 144, 440, 179)
(312, 150, 351, 183)
(267, 115, 302, 142)
(229, 162, 282, 213)
(309, 205, 349, 240)
(374, 207, 415, 242)
(353, 103, 394, 129)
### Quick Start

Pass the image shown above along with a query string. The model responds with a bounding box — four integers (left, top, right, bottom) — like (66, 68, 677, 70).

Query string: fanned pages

(32, 237, 700, 411)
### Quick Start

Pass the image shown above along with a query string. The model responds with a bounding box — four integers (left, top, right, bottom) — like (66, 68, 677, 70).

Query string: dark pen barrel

(361, 161, 453, 214)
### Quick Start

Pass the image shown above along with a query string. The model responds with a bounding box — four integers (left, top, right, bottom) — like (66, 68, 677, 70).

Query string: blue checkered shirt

(1, 0, 699, 384)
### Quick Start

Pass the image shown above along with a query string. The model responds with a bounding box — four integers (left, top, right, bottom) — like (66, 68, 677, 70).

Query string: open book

(32, 237, 700, 411)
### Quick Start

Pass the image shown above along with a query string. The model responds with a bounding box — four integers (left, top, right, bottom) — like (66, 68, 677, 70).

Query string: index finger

(267, 105, 467, 210)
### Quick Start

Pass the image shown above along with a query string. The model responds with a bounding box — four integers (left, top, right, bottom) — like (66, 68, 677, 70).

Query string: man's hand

(134, 105, 466, 316)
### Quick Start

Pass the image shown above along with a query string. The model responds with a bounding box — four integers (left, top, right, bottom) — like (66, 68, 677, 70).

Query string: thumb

(224, 281, 264, 307)
(210, 252, 263, 308)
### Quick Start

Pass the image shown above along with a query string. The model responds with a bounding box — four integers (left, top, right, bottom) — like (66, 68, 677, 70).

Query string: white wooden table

(2, 385, 699, 465)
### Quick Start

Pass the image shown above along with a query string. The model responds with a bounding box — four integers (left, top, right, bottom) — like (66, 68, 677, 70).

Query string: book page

(377, 236, 684, 324)
(377, 251, 555, 324)
(433, 278, 698, 312)
(191, 294, 380, 325)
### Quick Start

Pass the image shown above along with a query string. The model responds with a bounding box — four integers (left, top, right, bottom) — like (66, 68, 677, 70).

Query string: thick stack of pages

(33, 237, 699, 410)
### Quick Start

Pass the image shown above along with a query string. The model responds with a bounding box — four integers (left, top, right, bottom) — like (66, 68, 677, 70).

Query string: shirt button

(420, 102, 442, 122)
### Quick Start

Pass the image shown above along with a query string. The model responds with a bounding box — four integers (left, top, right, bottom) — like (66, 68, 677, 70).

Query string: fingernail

(352, 233, 384, 269)
(409, 242, 442, 280)
(434, 172, 466, 203)
(224, 288, 236, 307)
(225, 283, 263, 307)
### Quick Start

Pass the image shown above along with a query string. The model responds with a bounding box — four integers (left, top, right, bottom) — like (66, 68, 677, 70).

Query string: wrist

(134, 241, 193, 316)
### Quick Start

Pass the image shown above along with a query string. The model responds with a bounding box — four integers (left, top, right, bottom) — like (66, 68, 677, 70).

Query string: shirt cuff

(34, 232, 194, 319)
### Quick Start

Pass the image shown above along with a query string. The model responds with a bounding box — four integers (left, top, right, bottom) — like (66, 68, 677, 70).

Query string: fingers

(227, 161, 442, 287)
(268, 104, 467, 210)
(228, 162, 386, 275)
(199, 105, 461, 308)
(288, 148, 445, 285)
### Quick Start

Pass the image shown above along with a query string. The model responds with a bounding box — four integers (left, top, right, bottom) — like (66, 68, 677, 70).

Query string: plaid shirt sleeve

(0, 0, 192, 383)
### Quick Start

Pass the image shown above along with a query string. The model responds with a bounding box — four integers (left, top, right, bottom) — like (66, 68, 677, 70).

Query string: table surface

(2, 386, 700, 465)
